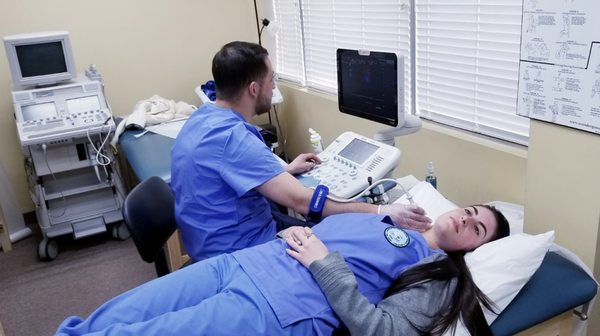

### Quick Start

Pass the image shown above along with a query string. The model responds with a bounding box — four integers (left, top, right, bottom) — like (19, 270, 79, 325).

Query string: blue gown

(56, 214, 441, 336)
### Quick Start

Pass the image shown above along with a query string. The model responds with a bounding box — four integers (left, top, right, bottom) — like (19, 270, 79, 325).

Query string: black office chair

(122, 176, 177, 277)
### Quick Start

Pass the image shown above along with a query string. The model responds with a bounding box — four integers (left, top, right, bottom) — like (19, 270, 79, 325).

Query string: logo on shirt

(384, 227, 410, 248)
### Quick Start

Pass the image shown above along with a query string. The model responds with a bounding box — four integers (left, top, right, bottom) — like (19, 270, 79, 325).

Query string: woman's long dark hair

(333, 204, 510, 336)
(384, 252, 492, 335)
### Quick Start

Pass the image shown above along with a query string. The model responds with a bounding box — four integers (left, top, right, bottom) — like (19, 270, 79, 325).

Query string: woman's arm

(310, 253, 456, 336)
(284, 230, 455, 336)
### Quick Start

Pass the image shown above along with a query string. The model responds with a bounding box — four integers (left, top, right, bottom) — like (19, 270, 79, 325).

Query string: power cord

(252, 0, 271, 46)
(273, 105, 287, 161)
(85, 63, 115, 165)
(84, 71, 125, 202)
(86, 120, 113, 166)
(107, 158, 126, 205)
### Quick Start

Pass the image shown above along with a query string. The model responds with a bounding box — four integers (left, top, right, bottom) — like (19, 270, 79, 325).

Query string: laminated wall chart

(517, 0, 600, 134)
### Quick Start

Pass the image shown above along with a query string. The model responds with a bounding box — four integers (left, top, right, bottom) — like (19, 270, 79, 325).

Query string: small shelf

(43, 181, 113, 200)
(41, 166, 112, 200)
(46, 188, 121, 226)
(28, 140, 102, 176)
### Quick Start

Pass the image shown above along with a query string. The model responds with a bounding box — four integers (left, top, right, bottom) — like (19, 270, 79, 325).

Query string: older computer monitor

(3, 31, 77, 89)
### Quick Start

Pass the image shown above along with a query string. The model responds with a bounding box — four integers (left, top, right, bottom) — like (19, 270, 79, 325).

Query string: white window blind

(300, 0, 412, 115)
(415, 0, 528, 145)
(270, 0, 529, 145)
(273, 0, 305, 84)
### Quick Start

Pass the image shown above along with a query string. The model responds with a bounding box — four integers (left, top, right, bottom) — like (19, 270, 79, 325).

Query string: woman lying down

(56, 205, 509, 336)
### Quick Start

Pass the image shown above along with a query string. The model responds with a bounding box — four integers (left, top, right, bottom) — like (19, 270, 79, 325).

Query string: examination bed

(117, 127, 598, 335)
(490, 250, 597, 335)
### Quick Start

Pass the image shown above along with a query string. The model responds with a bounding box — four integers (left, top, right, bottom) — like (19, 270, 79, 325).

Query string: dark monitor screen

(16, 41, 67, 78)
(337, 49, 398, 126)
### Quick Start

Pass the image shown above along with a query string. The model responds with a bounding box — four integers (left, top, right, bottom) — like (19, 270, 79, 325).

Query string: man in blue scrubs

(171, 41, 431, 261)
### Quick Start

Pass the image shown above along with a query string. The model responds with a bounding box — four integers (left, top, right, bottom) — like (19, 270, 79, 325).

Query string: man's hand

(284, 227, 329, 268)
(379, 204, 432, 232)
(286, 153, 321, 175)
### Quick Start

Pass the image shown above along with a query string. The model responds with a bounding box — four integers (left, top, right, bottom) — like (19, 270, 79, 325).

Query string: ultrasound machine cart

(3, 31, 129, 260)
(12, 76, 128, 260)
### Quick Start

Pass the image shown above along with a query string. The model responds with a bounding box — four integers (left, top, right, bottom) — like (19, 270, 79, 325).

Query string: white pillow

(486, 200, 524, 234)
(466, 231, 554, 324)
(447, 231, 554, 336)
(394, 182, 554, 331)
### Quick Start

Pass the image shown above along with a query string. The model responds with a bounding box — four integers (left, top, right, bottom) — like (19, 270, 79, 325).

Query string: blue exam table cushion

(490, 251, 598, 335)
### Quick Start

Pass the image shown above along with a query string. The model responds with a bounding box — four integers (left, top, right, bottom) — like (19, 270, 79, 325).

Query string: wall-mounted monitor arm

(373, 114, 422, 146)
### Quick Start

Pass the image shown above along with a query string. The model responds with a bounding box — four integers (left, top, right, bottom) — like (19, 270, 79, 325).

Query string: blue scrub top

(233, 213, 442, 330)
(171, 103, 284, 261)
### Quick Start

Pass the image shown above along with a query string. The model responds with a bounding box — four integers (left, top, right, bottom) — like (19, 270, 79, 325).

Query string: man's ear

(248, 81, 260, 98)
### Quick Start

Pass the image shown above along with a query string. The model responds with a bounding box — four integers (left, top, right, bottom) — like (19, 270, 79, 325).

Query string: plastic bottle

(425, 161, 437, 189)
(309, 128, 324, 153)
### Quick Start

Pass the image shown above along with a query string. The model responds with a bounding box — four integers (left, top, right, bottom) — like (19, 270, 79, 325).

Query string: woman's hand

(277, 226, 304, 239)
(284, 226, 329, 268)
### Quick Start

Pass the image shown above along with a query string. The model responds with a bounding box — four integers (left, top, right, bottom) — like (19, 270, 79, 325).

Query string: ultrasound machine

(3, 31, 126, 260)
(297, 48, 421, 201)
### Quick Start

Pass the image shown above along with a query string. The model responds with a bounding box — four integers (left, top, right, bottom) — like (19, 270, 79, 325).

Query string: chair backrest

(122, 176, 177, 277)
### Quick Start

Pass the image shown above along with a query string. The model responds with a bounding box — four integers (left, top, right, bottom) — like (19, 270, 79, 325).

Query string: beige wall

(525, 121, 600, 334)
(0, 0, 257, 212)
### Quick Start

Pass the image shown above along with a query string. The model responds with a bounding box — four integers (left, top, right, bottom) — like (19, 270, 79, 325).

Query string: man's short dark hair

(212, 41, 269, 101)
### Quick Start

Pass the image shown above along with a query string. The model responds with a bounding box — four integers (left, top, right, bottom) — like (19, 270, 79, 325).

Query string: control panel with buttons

(11, 76, 114, 146)
(298, 131, 401, 198)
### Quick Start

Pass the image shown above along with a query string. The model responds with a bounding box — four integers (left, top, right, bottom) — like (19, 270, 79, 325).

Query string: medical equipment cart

(11, 76, 128, 260)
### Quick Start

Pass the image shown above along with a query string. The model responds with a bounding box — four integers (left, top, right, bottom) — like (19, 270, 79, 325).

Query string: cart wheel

(38, 239, 58, 261)
(111, 222, 130, 241)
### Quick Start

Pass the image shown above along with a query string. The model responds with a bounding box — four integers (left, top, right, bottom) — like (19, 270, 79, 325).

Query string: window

(272, 0, 305, 85)
(274, 0, 412, 112)
(416, 0, 528, 145)
(272, 0, 529, 145)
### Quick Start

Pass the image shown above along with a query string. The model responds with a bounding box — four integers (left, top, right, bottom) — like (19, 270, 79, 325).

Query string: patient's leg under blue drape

(55, 254, 314, 336)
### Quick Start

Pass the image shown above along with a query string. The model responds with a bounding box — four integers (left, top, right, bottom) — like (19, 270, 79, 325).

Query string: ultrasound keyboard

(17, 109, 113, 145)
(11, 77, 114, 146)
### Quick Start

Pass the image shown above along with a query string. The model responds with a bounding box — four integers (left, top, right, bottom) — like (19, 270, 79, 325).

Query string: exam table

(117, 126, 598, 335)
(490, 251, 597, 335)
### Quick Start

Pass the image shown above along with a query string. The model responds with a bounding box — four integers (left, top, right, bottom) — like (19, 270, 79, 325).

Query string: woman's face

(432, 206, 498, 252)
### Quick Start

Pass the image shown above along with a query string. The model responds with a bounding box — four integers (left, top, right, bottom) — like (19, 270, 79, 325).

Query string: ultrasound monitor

(337, 48, 421, 144)
(337, 49, 401, 126)
(3, 31, 77, 89)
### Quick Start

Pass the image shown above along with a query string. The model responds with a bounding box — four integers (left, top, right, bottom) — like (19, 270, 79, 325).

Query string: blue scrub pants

(55, 254, 315, 336)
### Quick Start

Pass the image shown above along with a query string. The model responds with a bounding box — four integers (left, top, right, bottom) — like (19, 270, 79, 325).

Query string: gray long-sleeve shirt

(309, 252, 456, 336)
